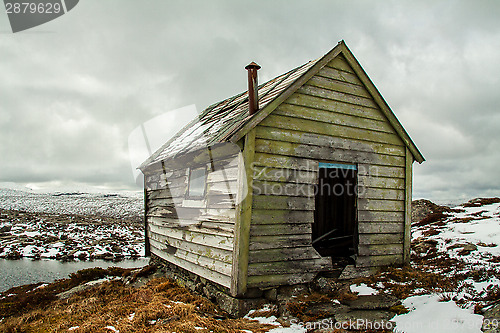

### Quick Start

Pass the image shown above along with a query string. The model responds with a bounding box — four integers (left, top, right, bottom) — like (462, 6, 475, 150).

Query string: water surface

(0, 258, 149, 292)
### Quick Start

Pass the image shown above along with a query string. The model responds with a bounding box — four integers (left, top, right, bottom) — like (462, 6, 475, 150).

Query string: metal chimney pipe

(245, 62, 261, 115)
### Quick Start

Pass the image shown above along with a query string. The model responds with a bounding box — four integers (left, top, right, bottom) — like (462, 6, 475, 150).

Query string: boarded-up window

(187, 166, 207, 198)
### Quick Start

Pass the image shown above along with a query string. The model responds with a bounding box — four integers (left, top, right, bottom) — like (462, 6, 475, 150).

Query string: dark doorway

(313, 163, 358, 258)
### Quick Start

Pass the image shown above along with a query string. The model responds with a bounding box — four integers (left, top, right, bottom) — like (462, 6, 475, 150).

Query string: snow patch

(391, 294, 483, 333)
(350, 283, 378, 295)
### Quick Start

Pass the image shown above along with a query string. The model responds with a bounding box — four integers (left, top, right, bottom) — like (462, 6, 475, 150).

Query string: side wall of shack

(144, 149, 240, 290)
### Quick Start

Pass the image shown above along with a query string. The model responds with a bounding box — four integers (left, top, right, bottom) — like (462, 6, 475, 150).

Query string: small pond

(0, 258, 149, 292)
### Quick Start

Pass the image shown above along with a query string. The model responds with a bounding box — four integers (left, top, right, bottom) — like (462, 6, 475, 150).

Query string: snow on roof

(139, 58, 319, 169)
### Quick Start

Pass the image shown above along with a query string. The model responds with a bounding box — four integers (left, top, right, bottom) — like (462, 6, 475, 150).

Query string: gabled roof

(140, 41, 424, 170)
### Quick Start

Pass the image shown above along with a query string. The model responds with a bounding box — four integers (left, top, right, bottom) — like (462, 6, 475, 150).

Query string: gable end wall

(246, 55, 408, 288)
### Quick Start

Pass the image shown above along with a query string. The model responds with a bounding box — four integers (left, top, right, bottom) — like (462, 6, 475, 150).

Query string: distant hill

(0, 188, 142, 220)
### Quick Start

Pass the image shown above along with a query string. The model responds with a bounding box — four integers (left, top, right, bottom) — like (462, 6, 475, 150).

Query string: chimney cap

(245, 61, 261, 70)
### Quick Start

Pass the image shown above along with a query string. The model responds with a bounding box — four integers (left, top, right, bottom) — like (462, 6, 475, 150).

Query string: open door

(313, 163, 358, 259)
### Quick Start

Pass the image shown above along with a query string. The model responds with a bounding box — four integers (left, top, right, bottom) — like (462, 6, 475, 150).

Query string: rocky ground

(0, 209, 144, 261)
(1, 188, 500, 332)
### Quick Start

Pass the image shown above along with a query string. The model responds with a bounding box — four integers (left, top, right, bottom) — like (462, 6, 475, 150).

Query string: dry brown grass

(353, 265, 458, 300)
(246, 305, 278, 319)
(414, 211, 449, 227)
(0, 277, 275, 333)
(462, 197, 500, 208)
(0, 267, 132, 319)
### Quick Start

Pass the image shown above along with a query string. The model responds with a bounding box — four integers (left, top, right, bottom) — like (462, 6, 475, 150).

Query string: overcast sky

(0, 0, 499, 203)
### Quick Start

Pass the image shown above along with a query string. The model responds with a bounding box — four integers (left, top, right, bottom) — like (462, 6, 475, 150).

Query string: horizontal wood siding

(247, 54, 406, 284)
(144, 153, 239, 289)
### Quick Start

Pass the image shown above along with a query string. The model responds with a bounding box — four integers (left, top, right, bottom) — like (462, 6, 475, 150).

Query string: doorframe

(313, 161, 359, 259)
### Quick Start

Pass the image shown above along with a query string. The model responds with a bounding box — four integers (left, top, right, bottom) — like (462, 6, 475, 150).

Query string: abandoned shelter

(139, 41, 424, 307)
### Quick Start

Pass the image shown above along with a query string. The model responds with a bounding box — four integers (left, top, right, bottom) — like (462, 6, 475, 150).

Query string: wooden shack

(139, 41, 424, 299)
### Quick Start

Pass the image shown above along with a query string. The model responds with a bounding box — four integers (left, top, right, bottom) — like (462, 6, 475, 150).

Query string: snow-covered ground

(245, 199, 500, 332)
(1, 186, 499, 332)
(0, 212, 144, 260)
(0, 188, 143, 219)
(0, 187, 144, 260)
(391, 199, 500, 332)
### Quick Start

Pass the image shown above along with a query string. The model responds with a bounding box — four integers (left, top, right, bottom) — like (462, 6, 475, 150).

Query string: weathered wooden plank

(149, 217, 234, 236)
(147, 186, 186, 198)
(358, 233, 403, 245)
(151, 240, 232, 276)
(147, 206, 235, 221)
(146, 144, 240, 173)
(248, 258, 331, 276)
(253, 152, 318, 171)
(206, 181, 238, 195)
(357, 198, 405, 212)
(150, 239, 232, 288)
(211, 154, 240, 168)
(248, 247, 322, 264)
(250, 223, 312, 236)
(252, 165, 318, 184)
(260, 114, 403, 147)
(358, 210, 404, 222)
(255, 126, 405, 158)
(251, 209, 315, 225)
(147, 194, 176, 205)
(231, 129, 256, 297)
(148, 232, 233, 263)
(252, 181, 315, 197)
(254, 138, 405, 167)
(149, 215, 234, 227)
(173, 248, 232, 276)
(149, 223, 233, 251)
(252, 195, 315, 211)
(356, 254, 403, 268)
(247, 273, 317, 288)
(358, 222, 403, 234)
(145, 168, 185, 182)
(285, 92, 384, 121)
(299, 85, 378, 109)
(206, 167, 239, 183)
(404, 147, 413, 264)
(147, 206, 202, 220)
(358, 244, 403, 256)
(357, 164, 405, 178)
(249, 234, 312, 251)
(358, 187, 405, 201)
(204, 208, 236, 219)
(327, 55, 356, 74)
(358, 175, 405, 190)
(275, 103, 394, 134)
(201, 221, 235, 233)
(206, 194, 236, 209)
(144, 174, 150, 257)
(307, 75, 371, 98)
(316, 65, 364, 86)
(147, 189, 178, 201)
(146, 174, 187, 191)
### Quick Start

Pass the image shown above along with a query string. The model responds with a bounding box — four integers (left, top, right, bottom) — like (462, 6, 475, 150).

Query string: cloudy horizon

(1, 0, 499, 204)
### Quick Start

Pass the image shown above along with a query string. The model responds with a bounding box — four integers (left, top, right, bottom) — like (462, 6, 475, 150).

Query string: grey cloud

(1, 0, 499, 201)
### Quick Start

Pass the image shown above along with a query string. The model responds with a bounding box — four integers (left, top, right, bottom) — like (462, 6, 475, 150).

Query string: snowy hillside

(0, 188, 143, 219)
(0, 187, 145, 261)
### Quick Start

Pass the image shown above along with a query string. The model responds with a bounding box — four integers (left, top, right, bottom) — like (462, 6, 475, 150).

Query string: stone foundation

(150, 255, 267, 316)
(150, 254, 384, 318)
